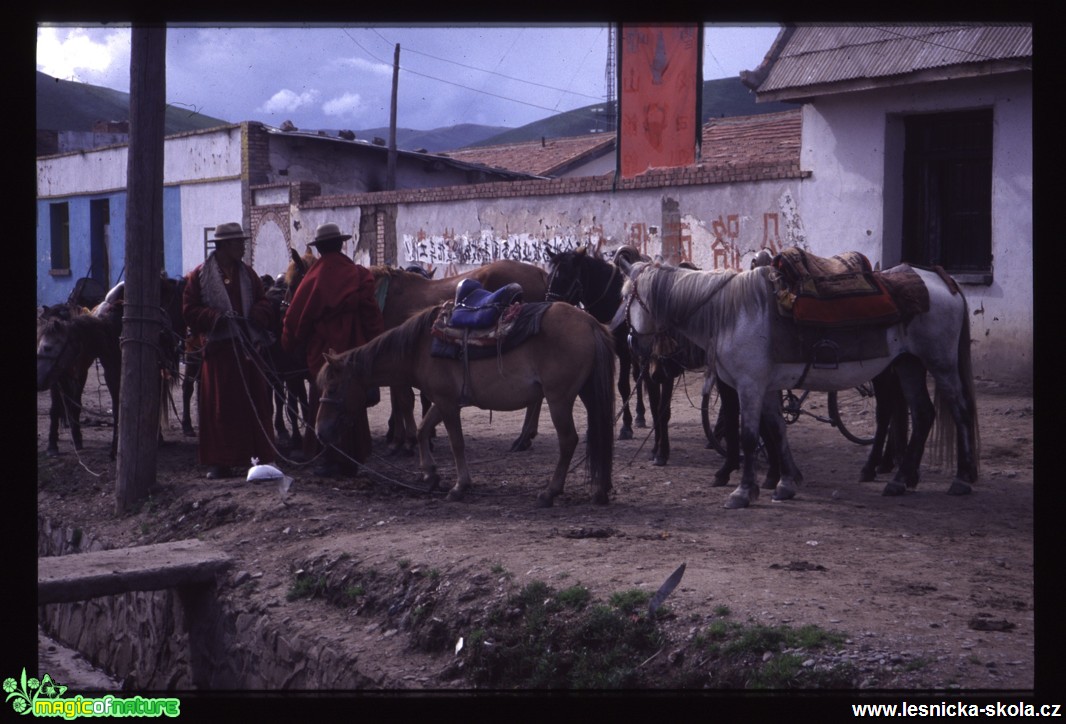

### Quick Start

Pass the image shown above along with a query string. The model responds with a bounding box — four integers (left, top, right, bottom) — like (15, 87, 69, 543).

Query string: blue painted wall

(37, 186, 182, 307)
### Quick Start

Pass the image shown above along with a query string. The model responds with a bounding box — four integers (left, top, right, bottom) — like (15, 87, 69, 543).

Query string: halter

(545, 265, 582, 304)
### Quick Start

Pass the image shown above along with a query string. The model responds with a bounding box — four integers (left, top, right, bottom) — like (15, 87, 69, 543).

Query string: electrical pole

(387, 44, 399, 191)
(116, 24, 166, 513)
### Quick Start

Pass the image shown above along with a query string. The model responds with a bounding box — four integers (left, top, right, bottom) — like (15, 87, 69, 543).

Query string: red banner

(618, 24, 701, 178)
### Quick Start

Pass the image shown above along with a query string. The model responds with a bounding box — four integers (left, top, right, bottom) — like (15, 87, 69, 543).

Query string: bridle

(545, 265, 582, 304)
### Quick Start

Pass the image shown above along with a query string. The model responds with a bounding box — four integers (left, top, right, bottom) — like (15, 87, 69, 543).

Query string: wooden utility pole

(386, 43, 399, 190)
(116, 24, 167, 513)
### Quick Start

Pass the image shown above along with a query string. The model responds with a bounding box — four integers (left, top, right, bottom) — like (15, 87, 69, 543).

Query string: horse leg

(273, 383, 291, 448)
(416, 403, 443, 492)
(47, 386, 63, 456)
(760, 399, 802, 502)
(651, 376, 674, 466)
(646, 376, 663, 464)
(712, 378, 740, 486)
(387, 386, 418, 455)
(859, 368, 900, 482)
(437, 406, 475, 502)
(725, 387, 763, 509)
(616, 345, 634, 440)
(884, 356, 935, 496)
(536, 397, 581, 508)
(509, 399, 542, 452)
(181, 364, 197, 436)
(634, 368, 647, 428)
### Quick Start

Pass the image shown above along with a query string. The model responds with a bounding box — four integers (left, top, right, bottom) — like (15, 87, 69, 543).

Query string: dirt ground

(36, 362, 1035, 692)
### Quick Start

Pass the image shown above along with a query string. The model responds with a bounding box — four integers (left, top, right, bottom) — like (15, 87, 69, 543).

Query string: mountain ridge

(37, 72, 794, 154)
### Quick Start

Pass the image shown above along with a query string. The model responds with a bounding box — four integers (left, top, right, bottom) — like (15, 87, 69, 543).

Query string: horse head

(545, 248, 585, 304)
(314, 348, 369, 445)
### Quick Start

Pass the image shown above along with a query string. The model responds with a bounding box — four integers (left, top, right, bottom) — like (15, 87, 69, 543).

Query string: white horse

(613, 259, 979, 509)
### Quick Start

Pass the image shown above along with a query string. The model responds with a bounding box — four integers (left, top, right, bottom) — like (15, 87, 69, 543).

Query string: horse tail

(931, 291, 981, 477)
(579, 321, 616, 495)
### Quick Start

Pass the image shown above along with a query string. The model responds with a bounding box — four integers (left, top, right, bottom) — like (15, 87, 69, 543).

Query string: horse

(315, 302, 615, 507)
(371, 260, 549, 454)
(546, 246, 647, 442)
(547, 246, 726, 465)
(616, 258, 979, 508)
(37, 306, 122, 458)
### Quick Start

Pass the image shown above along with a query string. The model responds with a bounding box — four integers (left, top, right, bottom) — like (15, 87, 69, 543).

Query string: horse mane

(637, 262, 772, 339)
(350, 305, 437, 380)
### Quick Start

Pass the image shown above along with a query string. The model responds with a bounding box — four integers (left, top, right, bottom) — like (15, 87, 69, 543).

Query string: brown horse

(315, 302, 615, 507)
(371, 260, 548, 454)
(37, 306, 122, 458)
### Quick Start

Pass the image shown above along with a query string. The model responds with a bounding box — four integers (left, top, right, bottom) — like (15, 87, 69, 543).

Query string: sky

(36, 23, 783, 133)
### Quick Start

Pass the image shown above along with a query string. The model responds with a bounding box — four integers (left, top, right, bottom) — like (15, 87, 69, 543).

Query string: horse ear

(546, 248, 559, 264)
(576, 246, 587, 257)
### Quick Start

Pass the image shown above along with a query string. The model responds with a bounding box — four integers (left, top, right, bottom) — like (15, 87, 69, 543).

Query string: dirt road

(37, 363, 1035, 691)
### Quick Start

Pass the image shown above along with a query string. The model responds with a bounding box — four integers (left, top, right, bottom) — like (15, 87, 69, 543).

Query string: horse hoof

(509, 438, 533, 453)
(422, 473, 441, 492)
(536, 492, 555, 508)
(635, 417, 646, 429)
(772, 484, 796, 502)
(591, 490, 610, 505)
(711, 476, 728, 487)
(858, 468, 876, 482)
(882, 482, 906, 496)
(724, 494, 750, 509)
(446, 487, 465, 502)
(652, 456, 667, 467)
(947, 479, 973, 496)
(618, 427, 633, 441)
(46, 449, 59, 458)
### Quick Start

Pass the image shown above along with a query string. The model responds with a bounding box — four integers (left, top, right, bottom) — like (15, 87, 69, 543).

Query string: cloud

(322, 92, 363, 118)
(330, 56, 392, 77)
(258, 88, 321, 115)
(36, 27, 130, 86)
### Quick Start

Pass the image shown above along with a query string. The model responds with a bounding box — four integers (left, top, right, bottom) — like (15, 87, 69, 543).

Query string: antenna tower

(604, 24, 616, 132)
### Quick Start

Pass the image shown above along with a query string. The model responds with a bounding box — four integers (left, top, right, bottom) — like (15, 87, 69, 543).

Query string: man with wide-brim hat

(283, 222, 384, 475)
(306, 222, 352, 249)
(183, 221, 276, 479)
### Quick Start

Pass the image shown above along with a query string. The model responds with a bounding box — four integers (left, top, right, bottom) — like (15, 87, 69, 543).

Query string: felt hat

(309, 222, 352, 246)
(213, 222, 250, 241)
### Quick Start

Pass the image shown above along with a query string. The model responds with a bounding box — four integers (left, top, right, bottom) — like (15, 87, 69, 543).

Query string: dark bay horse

(371, 260, 548, 454)
(37, 306, 122, 458)
(617, 259, 979, 508)
(547, 246, 718, 466)
(316, 302, 615, 507)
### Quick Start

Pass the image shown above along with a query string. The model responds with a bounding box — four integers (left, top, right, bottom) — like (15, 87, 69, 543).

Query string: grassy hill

(37, 71, 230, 135)
(466, 76, 795, 148)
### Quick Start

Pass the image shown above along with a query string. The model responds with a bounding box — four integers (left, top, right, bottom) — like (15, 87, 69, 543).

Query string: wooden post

(116, 25, 167, 513)
(386, 44, 399, 191)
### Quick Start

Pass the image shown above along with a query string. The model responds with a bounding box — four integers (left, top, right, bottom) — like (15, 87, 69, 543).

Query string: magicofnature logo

(4, 668, 180, 718)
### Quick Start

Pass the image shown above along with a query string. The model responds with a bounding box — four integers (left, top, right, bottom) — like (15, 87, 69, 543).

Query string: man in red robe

(182, 222, 276, 479)
(282, 222, 385, 476)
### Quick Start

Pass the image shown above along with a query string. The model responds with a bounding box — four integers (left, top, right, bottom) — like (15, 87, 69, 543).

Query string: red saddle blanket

(772, 248, 900, 327)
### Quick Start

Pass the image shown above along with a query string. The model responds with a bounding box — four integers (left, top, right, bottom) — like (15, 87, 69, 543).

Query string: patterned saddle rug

(771, 248, 900, 327)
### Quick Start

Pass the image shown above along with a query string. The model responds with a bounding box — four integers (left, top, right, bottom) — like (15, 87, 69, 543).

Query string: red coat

(183, 259, 276, 468)
(281, 252, 384, 377)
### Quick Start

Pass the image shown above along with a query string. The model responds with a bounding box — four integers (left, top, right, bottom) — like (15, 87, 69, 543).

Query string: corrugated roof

(438, 133, 616, 177)
(747, 24, 1031, 100)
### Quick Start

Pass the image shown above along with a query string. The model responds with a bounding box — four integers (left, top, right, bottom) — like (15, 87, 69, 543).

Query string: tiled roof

(436, 133, 616, 178)
(700, 109, 801, 168)
(437, 109, 803, 178)
(744, 24, 1032, 101)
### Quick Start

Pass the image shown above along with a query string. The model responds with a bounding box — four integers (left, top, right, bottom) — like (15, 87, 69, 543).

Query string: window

(203, 227, 217, 260)
(49, 203, 70, 272)
(902, 110, 993, 283)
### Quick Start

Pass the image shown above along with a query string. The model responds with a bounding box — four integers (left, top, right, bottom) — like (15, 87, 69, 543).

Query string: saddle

(771, 248, 900, 327)
(430, 280, 547, 362)
(450, 279, 525, 329)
